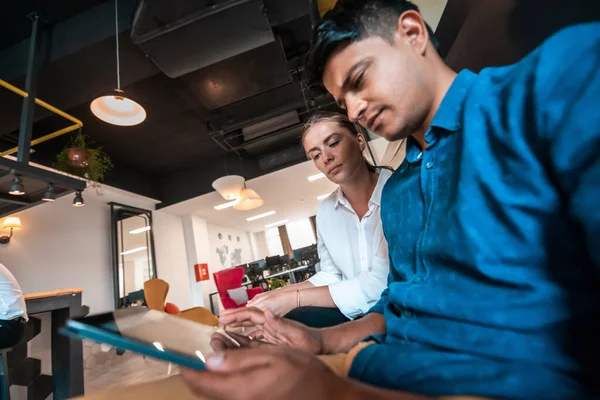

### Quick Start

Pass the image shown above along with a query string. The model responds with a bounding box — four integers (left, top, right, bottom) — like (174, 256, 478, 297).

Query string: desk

(12, 289, 86, 399)
(264, 265, 310, 284)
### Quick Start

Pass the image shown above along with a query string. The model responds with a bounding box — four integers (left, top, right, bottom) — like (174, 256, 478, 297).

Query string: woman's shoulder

(316, 187, 342, 222)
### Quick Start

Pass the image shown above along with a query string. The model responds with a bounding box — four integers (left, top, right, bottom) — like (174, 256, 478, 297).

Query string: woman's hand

(246, 289, 297, 316)
(219, 307, 324, 354)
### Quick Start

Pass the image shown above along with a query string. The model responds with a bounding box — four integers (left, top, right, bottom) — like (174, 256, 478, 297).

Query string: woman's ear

(357, 133, 367, 152)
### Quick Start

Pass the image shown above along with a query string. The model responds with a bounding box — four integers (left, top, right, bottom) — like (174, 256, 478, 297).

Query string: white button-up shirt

(0, 263, 28, 321)
(309, 169, 391, 319)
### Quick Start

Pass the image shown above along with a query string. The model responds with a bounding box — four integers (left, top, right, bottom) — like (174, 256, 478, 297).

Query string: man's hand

(180, 346, 352, 400)
(219, 307, 323, 354)
(246, 289, 297, 315)
(210, 331, 270, 352)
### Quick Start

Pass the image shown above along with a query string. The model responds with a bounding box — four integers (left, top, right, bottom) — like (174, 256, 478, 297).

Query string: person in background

(180, 0, 600, 399)
(242, 111, 392, 328)
(0, 263, 28, 349)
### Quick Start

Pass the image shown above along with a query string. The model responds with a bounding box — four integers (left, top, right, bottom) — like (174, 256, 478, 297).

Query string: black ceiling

(0, 0, 598, 209)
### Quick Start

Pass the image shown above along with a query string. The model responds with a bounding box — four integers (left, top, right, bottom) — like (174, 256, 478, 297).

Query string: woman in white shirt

(245, 112, 392, 327)
(0, 263, 28, 348)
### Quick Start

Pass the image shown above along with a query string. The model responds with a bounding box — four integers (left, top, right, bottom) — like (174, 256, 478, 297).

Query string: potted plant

(268, 278, 286, 290)
(53, 131, 113, 182)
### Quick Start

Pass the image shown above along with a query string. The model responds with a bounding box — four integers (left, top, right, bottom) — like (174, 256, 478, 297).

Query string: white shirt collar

(334, 168, 392, 211)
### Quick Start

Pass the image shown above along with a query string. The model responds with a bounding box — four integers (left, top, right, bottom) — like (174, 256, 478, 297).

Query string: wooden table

(17, 289, 86, 399)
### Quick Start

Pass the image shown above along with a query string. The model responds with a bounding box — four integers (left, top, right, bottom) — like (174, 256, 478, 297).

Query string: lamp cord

(115, 0, 121, 90)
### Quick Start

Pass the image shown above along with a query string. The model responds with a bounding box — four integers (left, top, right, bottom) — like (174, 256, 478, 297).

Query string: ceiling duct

(131, 0, 275, 78)
(242, 111, 300, 142)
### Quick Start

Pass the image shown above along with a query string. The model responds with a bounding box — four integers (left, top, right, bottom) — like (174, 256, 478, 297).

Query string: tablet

(61, 307, 240, 370)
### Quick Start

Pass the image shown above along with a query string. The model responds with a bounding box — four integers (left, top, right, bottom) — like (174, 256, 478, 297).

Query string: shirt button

(413, 277, 423, 284)
(403, 310, 414, 318)
(425, 161, 434, 169)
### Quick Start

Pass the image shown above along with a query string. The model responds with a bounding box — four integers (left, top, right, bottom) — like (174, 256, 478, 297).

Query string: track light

(42, 184, 56, 202)
(8, 172, 24, 196)
(73, 190, 84, 207)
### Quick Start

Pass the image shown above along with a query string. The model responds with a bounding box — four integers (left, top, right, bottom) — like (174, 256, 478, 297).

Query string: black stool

(0, 346, 13, 400)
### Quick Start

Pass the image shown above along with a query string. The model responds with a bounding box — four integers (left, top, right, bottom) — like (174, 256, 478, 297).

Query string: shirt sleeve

(308, 226, 343, 287)
(533, 24, 600, 271)
(328, 234, 389, 319)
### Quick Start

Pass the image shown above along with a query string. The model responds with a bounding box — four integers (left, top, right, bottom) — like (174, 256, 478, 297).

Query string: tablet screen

(78, 307, 238, 363)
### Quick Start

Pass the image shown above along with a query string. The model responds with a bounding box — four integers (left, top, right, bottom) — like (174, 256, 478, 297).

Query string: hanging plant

(53, 131, 113, 183)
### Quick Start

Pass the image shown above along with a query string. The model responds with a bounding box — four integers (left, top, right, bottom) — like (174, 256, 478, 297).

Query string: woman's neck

(339, 164, 379, 219)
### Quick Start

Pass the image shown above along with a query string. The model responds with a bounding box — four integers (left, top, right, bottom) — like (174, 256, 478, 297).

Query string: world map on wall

(216, 238, 244, 268)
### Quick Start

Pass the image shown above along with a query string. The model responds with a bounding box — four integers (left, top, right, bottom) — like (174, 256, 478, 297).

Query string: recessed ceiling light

(120, 246, 147, 256)
(265, 219, 288, 228)
(129, 226, 151, 234)
(246, 210, 276, 222)
(214, 199, 239, 210)
(307, 173, 325, 182)
(317, 193, 332, 200)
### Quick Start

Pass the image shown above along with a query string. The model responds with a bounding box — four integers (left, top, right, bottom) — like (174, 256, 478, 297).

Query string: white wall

(250, 231, 269, 261)
(0, 187, 158, 313)
(152, 211, 192, 310)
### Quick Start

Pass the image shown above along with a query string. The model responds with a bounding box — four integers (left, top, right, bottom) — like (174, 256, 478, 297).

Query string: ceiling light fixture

(90, 0, 146, 126)
(8, 171, 25, 196)
(317, 193, 332, 200)
(73, 190, 84, 207)
(121, 246, 147, 256)
(212, 175, 245, 201)
(246, 210, 276, 222)
(265, 219, 288, 229)
(307, 173, 325, 182)
(129, 226, 151, 234)
(214, 199, 240, 211)
(233, 187, 263, 211)
(42, 184, 56, 202)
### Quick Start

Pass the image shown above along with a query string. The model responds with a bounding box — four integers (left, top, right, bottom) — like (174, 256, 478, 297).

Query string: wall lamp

(0, 217, 22, 244)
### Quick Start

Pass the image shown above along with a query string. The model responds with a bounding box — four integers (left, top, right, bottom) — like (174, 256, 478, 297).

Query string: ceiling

(164, 138, 389, 232)
(1, 0, 598, 212)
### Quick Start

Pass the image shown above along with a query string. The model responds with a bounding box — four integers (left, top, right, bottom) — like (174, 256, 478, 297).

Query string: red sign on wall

(194, 264, 209, 282)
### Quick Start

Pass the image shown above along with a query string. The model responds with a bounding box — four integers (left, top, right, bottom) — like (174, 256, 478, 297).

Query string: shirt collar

(334, 168, 390, 210)
(429, 69, 477, 133)
(403, 69, 477, 165)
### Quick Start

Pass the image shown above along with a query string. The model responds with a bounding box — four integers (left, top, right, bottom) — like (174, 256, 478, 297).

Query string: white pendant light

(91, 0, 146, 126)
(212, 175, 245, 201)
(233, 188, 263, 211)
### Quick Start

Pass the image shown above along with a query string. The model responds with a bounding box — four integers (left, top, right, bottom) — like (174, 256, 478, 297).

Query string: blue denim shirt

(350, 23, 600, 400)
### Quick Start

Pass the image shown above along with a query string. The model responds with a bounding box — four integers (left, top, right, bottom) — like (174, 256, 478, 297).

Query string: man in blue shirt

(180, 1, 600, 399)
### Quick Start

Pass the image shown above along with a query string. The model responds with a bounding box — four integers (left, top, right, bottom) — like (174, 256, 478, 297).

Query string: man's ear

(395, 10, 429, 55)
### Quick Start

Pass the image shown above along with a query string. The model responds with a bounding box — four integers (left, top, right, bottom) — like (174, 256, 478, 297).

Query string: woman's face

(303, 120, 366, 185)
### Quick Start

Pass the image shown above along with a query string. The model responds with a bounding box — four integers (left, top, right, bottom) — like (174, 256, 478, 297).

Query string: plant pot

(67, 148, 89, 168)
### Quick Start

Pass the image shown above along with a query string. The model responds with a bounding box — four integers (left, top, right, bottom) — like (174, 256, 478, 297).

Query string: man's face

(322, 16, 434, 141)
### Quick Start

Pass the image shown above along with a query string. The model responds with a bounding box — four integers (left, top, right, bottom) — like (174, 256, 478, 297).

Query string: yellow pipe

(0, 124, 81, 157)
(0, 79, 83, 126)
(0, 78, 84, 156)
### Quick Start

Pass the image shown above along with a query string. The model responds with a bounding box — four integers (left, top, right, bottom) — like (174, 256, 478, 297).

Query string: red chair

(213, 266, 263, 309)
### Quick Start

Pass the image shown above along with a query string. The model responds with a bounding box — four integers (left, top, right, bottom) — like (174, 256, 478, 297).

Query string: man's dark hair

(305, 0, 439, 87)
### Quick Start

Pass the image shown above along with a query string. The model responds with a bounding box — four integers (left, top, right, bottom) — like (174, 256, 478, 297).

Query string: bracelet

(296, 289, 301, 308)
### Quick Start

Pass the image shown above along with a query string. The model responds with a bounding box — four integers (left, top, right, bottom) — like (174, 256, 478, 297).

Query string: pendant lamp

(212, 175, 245, 201)
(90, 0, 146, 126)
(233, 187, 263, 211)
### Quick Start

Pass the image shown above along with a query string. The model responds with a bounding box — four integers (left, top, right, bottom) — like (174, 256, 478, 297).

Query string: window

(286, 219, 316, 250)
(265, 227, 284, 257)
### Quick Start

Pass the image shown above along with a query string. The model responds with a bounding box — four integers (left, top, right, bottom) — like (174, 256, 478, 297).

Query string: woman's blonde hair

(302, 111, 393, 173)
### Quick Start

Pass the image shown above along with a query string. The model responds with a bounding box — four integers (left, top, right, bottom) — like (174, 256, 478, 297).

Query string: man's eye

(353, 72, 364, 88)
(329, 141, 339, 147)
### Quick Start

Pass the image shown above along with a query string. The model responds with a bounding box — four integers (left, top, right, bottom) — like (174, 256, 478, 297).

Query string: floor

(84, 340, 180, 394)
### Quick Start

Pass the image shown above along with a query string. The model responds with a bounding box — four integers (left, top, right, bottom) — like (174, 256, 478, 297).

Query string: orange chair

(143, 279, 218, 326)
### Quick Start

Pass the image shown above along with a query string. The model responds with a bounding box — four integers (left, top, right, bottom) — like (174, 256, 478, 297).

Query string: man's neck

(412, 64, 458, 150)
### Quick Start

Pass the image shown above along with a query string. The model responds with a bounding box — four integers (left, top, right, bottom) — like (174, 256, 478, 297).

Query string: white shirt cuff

(308, 271, 341, 287)
(328, 279, 369, 320)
